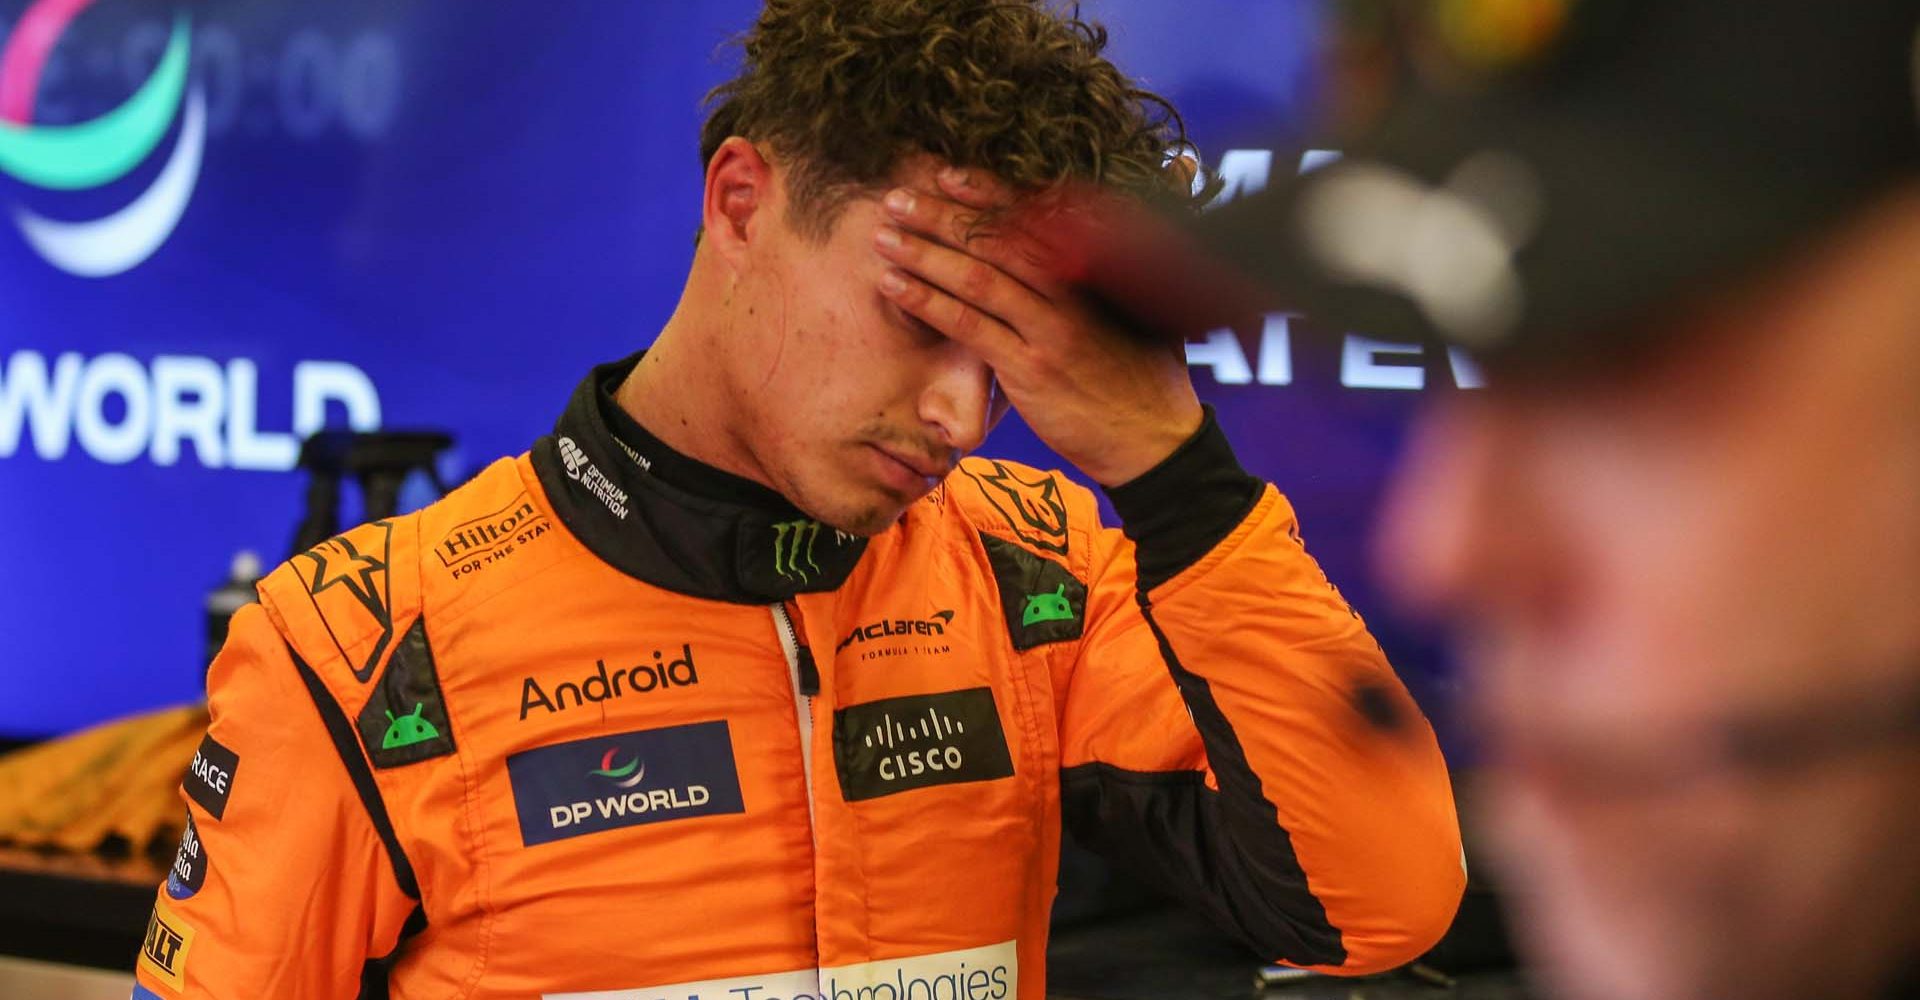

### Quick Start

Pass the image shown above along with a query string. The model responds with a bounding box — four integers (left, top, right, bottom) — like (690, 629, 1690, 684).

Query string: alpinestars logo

(0, 4, 206, 277)
(964, 461, 1069, 556)
(556, 435, 630, 520)
(772, 519, 855, 583)
(297, 520, 395, 683)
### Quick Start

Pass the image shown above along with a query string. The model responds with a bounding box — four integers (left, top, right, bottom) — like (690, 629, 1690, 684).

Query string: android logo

(381, 704, 441, 750)
(1021, 584, 1076, 627)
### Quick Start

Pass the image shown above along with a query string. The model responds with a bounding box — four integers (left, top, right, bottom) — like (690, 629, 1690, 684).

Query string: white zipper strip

(770, 603, 817, 836)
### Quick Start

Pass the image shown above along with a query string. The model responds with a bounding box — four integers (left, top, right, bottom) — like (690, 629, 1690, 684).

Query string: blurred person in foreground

(1121, 1, 1920, 998)
(132, 2, 1464, 998)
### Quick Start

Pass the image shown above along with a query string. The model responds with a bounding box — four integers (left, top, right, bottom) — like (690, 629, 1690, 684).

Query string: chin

(780, 486, 901, 538)
(828, 502, 910, 538)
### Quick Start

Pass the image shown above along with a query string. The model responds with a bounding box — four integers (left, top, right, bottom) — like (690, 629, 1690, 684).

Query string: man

(1148, 2, 1920, 999)
(133, 3, 1463, 998)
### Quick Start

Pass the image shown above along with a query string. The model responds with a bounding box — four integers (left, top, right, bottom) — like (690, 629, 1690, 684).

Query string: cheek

(1516, 413, 1736, 717)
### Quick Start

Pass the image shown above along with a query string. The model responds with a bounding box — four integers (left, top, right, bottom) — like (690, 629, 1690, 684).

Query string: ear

(703, 136, 774, 267)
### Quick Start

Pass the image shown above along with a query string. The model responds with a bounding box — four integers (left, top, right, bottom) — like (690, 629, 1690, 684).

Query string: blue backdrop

(0, 0, 1469, 746)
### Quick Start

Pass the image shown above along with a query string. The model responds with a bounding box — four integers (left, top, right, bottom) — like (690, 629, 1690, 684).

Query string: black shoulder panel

(978, 532, 1087, 651)
(354, 617, 457, 769)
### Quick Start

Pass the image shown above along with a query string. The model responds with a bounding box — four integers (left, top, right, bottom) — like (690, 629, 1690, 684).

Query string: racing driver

(134, 2, 1464, 998)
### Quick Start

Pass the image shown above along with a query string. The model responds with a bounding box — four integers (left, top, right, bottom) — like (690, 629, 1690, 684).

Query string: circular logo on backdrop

(0, 0, 205, 277)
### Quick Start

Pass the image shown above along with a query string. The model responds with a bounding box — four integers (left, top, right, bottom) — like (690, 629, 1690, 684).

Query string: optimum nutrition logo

(555, 435, 630, 520)
(0, 3, 206, 277)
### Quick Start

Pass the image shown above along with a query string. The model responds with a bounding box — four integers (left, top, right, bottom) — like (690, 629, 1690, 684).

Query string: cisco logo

(833, 688, 1015, 802)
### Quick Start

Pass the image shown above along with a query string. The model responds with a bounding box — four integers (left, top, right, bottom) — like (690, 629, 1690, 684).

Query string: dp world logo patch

(0, 2, 205, 277)
(506, 721, 744, 847)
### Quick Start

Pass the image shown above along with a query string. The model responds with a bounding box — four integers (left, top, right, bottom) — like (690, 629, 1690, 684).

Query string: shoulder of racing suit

(250, 455, 559, 887)
(939, 456, 1110, 651)
(947, 456, 1098, 567)
(256, 454, 551, 712)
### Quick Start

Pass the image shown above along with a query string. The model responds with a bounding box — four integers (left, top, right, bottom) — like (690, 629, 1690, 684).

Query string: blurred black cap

(1186, 0, 1920, 373)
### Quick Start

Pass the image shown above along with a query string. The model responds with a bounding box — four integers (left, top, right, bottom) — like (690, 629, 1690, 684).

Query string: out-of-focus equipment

(0, 705, 207, 855)
(0, 430, 458, 860)
(204, 550, 263, 672)
(290, 431, 455, 557)
(1066, 0, 1920, 376)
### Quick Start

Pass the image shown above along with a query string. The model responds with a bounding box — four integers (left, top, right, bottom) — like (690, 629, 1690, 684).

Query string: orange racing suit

(134, 355, 1464, 999)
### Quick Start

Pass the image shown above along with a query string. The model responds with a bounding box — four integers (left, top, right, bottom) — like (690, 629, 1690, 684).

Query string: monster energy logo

(772, 519, 824, 582)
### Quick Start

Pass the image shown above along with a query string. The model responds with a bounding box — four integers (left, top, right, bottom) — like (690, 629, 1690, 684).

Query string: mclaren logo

(836, 610, 956, 661)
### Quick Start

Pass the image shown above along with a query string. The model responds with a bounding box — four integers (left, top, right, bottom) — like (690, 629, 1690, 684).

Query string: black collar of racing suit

(530, 353, 870, 604)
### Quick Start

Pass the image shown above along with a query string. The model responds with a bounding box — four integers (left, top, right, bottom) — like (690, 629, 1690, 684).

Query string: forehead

(776, 150, 1018, 244)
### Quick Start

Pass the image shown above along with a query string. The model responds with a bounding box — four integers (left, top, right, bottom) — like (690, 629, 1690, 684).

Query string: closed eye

(888, 301, 945, 344)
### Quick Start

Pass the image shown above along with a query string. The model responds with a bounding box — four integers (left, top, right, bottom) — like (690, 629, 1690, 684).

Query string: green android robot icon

(382, 703, 441, 750)
(1021, 584, 1076, 627)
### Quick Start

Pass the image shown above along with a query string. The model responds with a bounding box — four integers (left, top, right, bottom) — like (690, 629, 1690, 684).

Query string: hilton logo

(436, 494, 550, 575)
(833, 687, 1014, 801)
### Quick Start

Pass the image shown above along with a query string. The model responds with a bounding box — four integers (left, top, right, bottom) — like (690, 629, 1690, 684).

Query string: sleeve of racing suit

(133, 602, 418, 1000)
(1057, 407, 1465, 976)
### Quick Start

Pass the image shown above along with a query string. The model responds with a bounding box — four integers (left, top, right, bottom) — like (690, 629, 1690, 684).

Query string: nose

(916, 347, 996, 456)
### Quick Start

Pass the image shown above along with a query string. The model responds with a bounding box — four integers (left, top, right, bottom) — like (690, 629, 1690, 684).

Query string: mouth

(878, 445, 948, 480)
(867, 443, 950, 494)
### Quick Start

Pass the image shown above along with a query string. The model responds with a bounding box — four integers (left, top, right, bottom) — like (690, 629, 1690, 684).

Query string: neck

(614, 284, 773, 490)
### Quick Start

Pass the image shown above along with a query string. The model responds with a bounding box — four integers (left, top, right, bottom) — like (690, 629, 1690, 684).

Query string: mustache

(860, 426, 961, 477)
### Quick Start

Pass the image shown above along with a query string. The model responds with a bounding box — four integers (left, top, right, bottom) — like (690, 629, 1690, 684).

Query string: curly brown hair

(700, 0, 1209, 241)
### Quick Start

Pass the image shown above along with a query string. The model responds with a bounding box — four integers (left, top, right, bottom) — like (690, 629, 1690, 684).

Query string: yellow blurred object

(0, 704, 207, 854)
(1434, 0, 1570, 70)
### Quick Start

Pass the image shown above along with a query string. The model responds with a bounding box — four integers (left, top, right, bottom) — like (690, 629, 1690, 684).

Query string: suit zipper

(770, 602, 820, 837)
